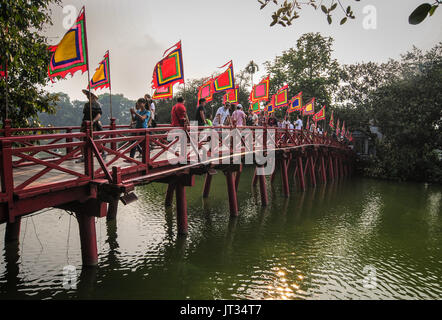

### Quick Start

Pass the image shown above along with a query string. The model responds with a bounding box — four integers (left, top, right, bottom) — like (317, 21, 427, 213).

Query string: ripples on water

(0, 168, 441, 300)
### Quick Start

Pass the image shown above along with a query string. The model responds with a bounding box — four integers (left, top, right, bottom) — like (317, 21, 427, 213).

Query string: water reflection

(0, 170, 441, 300)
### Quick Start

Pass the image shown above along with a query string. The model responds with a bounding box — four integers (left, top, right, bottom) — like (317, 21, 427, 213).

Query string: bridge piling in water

(225, 171, 239, 217)
(258, 168, 268, 206)
(4, 217, 21, 243)
(106, 199, 119, 221)
(297, 156, 306, 191)
(202, 174, 212, 198)
(281, 158, 290, 197)
(175, 181, 188, 235)
(165, 183, 175, 207)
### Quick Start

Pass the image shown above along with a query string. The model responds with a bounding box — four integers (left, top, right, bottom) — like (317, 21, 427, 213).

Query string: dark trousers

(130, 132, 144, 158)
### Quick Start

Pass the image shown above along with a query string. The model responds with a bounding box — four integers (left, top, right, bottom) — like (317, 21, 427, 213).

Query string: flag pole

(82, 6, 93, 135)
(108, 50, 113, 120)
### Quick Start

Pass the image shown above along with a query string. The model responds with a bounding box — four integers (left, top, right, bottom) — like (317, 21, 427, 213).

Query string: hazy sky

(44, 0, 442, 101)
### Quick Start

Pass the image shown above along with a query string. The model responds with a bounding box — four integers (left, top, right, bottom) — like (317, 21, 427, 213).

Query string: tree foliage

(258, 0, 440, 27)
(0, 0, 61, 127)
(264, 32, 340, 119)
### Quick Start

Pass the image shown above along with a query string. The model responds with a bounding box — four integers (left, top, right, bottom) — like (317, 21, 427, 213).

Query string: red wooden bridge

(0, 118, 354, 267)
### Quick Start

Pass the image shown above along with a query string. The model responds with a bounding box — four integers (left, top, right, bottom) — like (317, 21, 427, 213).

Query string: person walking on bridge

(195, 98, 208, 127)
(231, 104, 246, 127)
(213, 102, 231, 127)
(171, 97, 189, 127)
(76, 89, 106, 163)
(128, 98, 151, 159)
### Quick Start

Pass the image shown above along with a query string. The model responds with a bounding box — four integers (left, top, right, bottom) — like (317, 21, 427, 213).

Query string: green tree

(264, 32, 341, 119)
(0, 0, 61, 127)
(258, 0, 440, 27)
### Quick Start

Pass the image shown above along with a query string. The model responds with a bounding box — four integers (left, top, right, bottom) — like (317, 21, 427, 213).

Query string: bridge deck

(0, 125, 352, 224)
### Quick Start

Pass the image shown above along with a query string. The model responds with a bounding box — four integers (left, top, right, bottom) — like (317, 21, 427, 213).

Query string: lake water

(0, 167, 441, 299)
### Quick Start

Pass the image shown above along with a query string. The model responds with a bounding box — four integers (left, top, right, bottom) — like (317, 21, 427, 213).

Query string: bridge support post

(339, 157, 344, 179)
(77, 212, 98, 267)
(225, 171, 239, 217)
(4, 217, 21, 243)
(321, 155, 327, 184)
(297, 157, 306, 191)
(202, 174, 212, 198)
(106, 199, 119, 221)
(175, 181, 188, 235)
(165, 183, 175, 206)
(309, 156, 317, 188)
(252, 167, 258, 187)
(328, 155, 334, 181)
(258, 169, 268, 206)
(334, 156, 339, 181)
(281, 159, 289, 198)
(235, 164, 242, 191)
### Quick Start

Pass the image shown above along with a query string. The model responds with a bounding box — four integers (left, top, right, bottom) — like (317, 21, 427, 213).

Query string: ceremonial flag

(349, 132, 354, 142)
(303, 98, 315, 116)
(288, 92, 302, 113)
(48, 7, 88, 81)
(213, 61, 235, 92)
(152, 41, 184, 90)
(89, 51, 110, 91)
(341, 121, 345, 137)
(197, 79, 214, 106)
(313, 105, 326, 122)
(336, 119, 340, 136)
(329, 111, 335, 129)
(273, 84, 289, 109)
(306, 117, 310, 130)
(152, 83, 174, 100)
(251, 101, 260, 113)
(225, 86, 239, 104)
(249, 76, 270, 103)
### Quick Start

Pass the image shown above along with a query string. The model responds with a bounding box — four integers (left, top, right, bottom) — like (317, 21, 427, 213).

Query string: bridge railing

(0, 123, 350, 203)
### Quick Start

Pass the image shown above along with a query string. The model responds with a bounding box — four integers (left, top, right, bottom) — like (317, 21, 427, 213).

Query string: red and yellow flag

(152, 83, 174, 100)
(213, 61, 235, 92)
(152, 41, 185, 90)
(303, 98, 315, 116)
(249, 76, 270, 103)
(329, 111, 335, 129)
(197, 78, 214, 106)
(313, 105, 326, 122)
(225, 86, 239, 104)
(48, 7, 88, 82)
(89, 51, 111, 91)
(288, 92, 302, 113)
(273, 84, 289, 108)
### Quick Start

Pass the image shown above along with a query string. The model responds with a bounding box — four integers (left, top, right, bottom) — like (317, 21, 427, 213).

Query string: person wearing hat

(231, 104, 246, 127)
(81, 89, 103, 132)
(76, 89, 106, 162)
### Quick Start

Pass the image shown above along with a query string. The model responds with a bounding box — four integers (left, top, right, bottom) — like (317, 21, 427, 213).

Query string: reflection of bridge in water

(0, 119, 354, 267)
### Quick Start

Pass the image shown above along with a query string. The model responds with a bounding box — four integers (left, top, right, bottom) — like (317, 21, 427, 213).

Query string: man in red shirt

(171, 97, 189, 127)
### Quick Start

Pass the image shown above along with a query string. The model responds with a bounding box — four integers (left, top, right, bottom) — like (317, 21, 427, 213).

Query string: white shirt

(282, 120, 290, 128)
(213, 106, 230, 126)
(150, 102, 156, 120)
(289, 123, 294, 130)
(295, 119, 303, 130)
(252, 114, 259, 125)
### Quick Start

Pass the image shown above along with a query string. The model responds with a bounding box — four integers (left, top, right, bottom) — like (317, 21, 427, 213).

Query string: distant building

(352, 130, 375, 157)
